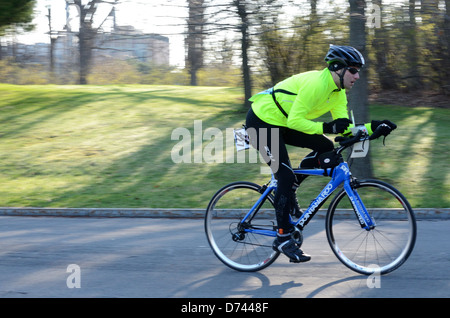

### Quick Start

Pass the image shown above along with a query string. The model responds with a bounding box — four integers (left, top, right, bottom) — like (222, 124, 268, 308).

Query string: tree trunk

(75, 0, 100, 85)
(405, 0, 422, 90)
(78, 27, 95, 85)
(372, 0, 398, 90)
(444, 0, 450, 94)
(186, 0, 205, 86)
(348, 0, 373, 179)
(235, 0, 252, 108)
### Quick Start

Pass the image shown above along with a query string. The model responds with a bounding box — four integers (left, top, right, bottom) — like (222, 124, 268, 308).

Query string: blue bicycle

(204, 129, 417, 275)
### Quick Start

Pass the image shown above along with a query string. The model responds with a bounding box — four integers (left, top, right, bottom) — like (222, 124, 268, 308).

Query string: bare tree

(186, 0, 205, 86)
(372, 0, 398, 90)
(256, 0, 323, 85)
(72, 0, 99, 84)
(444, 0, 450, 93)
(233, 0, 252, 108)
(70, 0, 116, 84)
(46, 6, 56, 77)
(183, 0, 290, 106)
(405, 0, 422, 91)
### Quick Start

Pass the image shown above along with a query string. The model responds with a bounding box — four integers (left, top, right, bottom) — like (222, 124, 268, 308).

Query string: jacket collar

(323, 67, 342, 92)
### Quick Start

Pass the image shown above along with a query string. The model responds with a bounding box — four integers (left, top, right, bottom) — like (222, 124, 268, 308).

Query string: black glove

(370, 120, 397, 140)
(323, 118, 352, 134)
(371, 119, 397, 131)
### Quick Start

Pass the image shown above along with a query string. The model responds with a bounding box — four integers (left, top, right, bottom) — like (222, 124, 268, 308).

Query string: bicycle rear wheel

(204, 181, 279, 272)
(326, 179, 416, 275)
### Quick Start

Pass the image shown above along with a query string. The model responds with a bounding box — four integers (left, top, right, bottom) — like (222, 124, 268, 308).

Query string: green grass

(0, 84, 449, 209)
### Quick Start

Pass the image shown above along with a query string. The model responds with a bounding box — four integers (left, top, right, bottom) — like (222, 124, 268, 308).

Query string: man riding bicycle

(245, 45, 397, 263)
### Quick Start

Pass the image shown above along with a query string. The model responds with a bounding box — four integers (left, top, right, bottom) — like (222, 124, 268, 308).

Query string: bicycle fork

(344, 178, 376, 230)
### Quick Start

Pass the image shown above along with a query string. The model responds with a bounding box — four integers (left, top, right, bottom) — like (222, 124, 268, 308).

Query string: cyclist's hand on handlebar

(336, 120, 397, 147)
(335, 130, 363, 146)
(371, 119, 397, 131)
(323, 118, 352, 134)
(369, 121, 397, 140)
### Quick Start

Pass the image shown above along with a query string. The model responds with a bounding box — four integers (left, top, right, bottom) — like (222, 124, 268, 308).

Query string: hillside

(0, 84, 448, 208)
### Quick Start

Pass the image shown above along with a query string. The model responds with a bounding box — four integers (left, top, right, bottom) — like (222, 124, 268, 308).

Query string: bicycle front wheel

(326, 179, 416, 275)
(205, 181, 279, 272)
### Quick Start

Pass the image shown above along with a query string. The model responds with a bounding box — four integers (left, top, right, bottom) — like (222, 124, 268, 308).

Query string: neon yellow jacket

(249, 67, 371, 135)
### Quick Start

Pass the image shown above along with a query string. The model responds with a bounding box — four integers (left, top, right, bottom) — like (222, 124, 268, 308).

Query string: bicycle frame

(208, 126, 416, 274)
(240, 161, 376, 238)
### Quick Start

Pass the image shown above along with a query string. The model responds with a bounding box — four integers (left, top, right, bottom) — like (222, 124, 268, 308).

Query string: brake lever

(369, 123, 391, 145)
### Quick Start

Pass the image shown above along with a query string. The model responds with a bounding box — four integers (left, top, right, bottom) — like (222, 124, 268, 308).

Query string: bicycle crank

(292, 226, 303, 247)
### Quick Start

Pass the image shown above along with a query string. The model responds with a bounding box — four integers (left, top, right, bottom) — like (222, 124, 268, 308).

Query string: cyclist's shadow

(238, 273, 304, 298)
(170, 269, 302, 298)
(170, 267, 366, 298)
(231, 272, 364, 298)
(305, 275, 366, 298)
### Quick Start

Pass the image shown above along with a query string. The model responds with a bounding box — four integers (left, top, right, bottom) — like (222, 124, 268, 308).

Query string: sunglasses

(346, 67, 360, 75)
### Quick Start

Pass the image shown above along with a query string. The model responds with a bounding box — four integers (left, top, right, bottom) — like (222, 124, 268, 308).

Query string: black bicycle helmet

(325, 45, 365, 90)
(325, 45, 365, 69)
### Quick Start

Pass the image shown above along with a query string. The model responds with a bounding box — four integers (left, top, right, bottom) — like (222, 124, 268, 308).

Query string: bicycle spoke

(326, 180, 416, 275)
(205, 182, 279, 272)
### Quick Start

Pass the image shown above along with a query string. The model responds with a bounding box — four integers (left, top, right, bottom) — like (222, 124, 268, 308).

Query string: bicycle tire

(326, 179, 416, 275)
(204, 181, 280, 272)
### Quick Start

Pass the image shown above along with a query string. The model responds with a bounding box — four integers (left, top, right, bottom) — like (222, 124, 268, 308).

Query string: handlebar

(335, 130, 367, 149)
(334, 123, 393, 153)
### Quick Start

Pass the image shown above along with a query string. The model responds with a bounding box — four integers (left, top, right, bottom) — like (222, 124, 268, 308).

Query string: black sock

(277, 230, 291, 242)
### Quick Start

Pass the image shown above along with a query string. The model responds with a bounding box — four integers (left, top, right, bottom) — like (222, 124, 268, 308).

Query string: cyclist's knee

(275, 164, 297, 188)
(320, 138, 334, 153)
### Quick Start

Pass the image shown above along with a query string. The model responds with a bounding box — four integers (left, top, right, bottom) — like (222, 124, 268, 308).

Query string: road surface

(0, 216, 448, 300)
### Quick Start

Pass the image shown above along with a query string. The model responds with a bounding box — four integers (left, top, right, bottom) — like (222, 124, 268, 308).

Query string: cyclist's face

(342, 67, 360, 89)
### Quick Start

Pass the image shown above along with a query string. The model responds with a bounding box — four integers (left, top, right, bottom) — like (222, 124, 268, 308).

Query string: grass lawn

(0, 84, 449, 209)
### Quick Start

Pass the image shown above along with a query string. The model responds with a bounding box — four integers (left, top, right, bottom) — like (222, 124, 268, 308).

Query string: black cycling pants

(245, 108, 333, 233)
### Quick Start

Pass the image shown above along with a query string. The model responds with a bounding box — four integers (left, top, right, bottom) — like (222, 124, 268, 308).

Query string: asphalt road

(0, 216, 448, 300)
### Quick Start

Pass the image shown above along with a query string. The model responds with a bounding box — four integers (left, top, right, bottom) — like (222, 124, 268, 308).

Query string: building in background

(0, 25, 169, 75)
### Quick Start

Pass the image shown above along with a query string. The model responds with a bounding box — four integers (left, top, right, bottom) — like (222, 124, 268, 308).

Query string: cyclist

(245, 45, 396, 263)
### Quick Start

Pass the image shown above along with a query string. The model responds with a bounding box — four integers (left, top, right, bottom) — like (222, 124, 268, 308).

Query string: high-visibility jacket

(249, 67, 372, 135)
